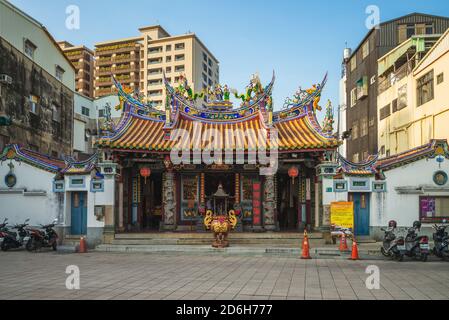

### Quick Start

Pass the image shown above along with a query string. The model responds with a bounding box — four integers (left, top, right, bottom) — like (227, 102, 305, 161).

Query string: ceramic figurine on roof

(223, 85, 230, 101)
(281, 73, 328, 113)
(322, 100, 334, 135)
(174, 74, 205, 102)
(160, 71, 275, 122)
(232, 73, 265, 107)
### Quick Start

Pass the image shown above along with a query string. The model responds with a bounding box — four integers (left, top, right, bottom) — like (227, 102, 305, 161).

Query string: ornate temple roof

(96, 74, 340, 153)
(337, 153, 379, 176)
(0, 144, 98, 175)
(376, 139, 449, 171)
(336, 139, 449, 177)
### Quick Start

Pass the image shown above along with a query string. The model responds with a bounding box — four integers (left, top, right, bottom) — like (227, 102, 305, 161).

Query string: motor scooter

(0, 219, 31, 251)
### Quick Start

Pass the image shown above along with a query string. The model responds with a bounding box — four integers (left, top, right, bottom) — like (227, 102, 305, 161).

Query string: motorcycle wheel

(381, 247, 390, 257)
(1, 242, 8, 251)
(26, 238, 36, 252)
(25, 240, 32, 251)
(26, 238, 42, 252)
(421, 254, 428, 262)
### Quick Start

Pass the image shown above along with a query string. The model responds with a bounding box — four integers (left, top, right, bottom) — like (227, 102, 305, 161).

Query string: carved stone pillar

(163, 171, 176, 230)
(263, 174, 276, 231)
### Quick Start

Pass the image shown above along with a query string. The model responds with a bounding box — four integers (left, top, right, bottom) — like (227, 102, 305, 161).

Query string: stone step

(94, 244, 386, 259)
(111, 232, 323, 246)
(111, 238, 309, 246)
(114, 232, 323, 240)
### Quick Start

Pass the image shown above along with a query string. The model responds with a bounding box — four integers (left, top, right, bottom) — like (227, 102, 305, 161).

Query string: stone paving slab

(0, 251, 448, 300)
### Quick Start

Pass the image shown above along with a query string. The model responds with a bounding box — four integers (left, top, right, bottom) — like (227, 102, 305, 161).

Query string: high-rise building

(139, 25, 220, 109)
(344, 13, 449, 163)
(91, 25, 219, 108)
(58, 41, 95, 98)
(94, 36, 143, 98)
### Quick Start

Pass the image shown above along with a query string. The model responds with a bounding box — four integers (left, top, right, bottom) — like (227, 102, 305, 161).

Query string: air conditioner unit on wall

(0, 74, 12, 85)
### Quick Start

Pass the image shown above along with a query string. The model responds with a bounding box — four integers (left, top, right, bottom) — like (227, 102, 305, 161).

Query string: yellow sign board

(330, 202, 354, 229)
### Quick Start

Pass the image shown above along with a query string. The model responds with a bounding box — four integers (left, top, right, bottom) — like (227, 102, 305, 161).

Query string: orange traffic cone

(339, 232, 348, 251)
(301, 230, 311, 259)
(78, 236, 87, 253)
(349, 238, 360, 260)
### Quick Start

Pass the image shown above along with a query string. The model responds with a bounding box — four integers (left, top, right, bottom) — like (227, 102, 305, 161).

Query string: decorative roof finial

(322, 99, 334, 134)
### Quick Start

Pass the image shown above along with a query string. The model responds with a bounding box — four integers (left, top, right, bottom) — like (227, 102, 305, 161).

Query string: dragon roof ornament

(274, 73, 328, 122)
(162, 71, 275, 123)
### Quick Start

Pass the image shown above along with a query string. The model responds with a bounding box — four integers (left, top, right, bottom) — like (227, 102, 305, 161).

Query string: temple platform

(108, 232, 323, 246)
(93, 242, 385, 259)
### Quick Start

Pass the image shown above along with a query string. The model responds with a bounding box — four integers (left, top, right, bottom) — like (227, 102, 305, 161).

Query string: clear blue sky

(9, 0, 449, 120)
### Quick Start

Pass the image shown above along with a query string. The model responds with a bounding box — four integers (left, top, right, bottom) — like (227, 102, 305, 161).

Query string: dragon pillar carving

(163, 171, 176, 230)
(263, 175, 276, 231)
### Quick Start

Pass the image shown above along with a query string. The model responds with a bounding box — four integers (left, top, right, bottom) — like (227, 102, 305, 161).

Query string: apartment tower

(58, 41, 95, 98)
(94, 37, 142, 98)
(139, 25, 219, 109)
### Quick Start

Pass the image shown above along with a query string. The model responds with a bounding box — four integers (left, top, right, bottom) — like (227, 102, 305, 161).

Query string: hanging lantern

(140, 167, 151, 184)
(288, 166, 299, 183)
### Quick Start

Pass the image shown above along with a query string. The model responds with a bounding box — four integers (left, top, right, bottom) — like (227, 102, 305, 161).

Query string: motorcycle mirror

(25, 218, 30, 222)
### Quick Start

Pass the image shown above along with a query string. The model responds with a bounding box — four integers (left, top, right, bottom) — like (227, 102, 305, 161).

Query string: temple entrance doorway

(205, 173, 235, 214)
(140, 172, 163, 231)
(277, 174, 299, 231)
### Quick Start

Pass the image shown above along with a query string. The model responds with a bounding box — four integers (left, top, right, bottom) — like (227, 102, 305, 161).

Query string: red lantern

(288, 166, 299, 183)
(140, 167, 151, 184)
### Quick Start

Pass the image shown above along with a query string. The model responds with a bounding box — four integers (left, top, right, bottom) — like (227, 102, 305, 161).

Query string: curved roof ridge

(303, 104, 336, 141)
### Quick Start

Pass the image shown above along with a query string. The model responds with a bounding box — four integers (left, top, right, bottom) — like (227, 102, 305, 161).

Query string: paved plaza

(0, 251, 448, 300)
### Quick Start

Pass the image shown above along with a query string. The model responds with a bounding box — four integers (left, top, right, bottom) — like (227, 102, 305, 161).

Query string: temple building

(94, 73, 340, 236)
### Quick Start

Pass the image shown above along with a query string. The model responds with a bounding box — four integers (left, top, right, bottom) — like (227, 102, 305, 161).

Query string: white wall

(0, 160, 60, 226)
(371, 158, 449, 228)
(74, 93, 94, 118)
(95, 95, 121, 120)
(73, 118, 86, 153)
(322, 176, 348, 205)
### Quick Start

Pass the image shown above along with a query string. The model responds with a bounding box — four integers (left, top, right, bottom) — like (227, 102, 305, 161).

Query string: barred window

(417, 70, 434, 106)
(379, 104, 391, 120)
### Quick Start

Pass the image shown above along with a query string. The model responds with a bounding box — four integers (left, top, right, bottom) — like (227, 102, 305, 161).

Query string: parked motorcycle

(0, 219, 31, 251)
(0, 218, 9, 247)
(432, 223, 449, 260)
(396, 221, 430, 262)
(380, 220, 404, 261)
(26, 219, 59, 251)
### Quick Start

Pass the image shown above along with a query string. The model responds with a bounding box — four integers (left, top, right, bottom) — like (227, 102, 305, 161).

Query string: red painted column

(252, 181, 262, 230)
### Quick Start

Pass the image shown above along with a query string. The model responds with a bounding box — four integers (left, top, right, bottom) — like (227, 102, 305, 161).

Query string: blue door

(351, 193, 370, 236)
(71, 192, 87, 235)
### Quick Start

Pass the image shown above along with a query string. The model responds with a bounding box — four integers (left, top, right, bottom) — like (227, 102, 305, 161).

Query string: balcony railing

(95, 87, 116, 96)
(96, 45, 138, 56)
(378, 60, 414, 95)
(96, 58, 112, 66)
(114, 54, 134, 63)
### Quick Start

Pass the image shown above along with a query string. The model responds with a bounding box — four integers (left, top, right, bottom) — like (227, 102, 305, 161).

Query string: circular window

(5, 173, 17, 188)
(433, 171, 448, 186)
